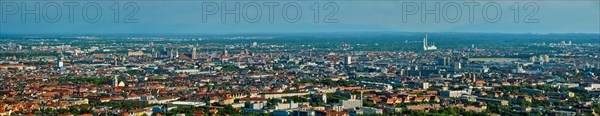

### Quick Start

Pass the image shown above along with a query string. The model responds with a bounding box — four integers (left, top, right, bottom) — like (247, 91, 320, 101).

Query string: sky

(0, 0, 599, 34)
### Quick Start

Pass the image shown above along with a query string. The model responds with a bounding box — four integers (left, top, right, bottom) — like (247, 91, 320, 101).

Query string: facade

(260, 92, 310, 99)
(345, 56, 352, 65)
(292, 110, 315, 116)
(440, 90, 468, 98)
(128, 51, 145, 56)
(476, 98, 509, 106)
(60, 98, 89, 105)
(362, 107, 383, 115)
(338, 94, 362, 110)
(583, 83, 600, 91)
(192, 47, 197, 60)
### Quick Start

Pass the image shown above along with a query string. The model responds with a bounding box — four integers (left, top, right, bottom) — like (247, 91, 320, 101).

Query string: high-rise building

(438, 57, 449, 66)
(113, 56, 118, 66)
(569, 41, 572, 45)
(470, 72, 476, 82)
(455, 62, 462, 69)
(114, 75, 119, 87)
(57, 54, 64, 70)
(192, 47, 197, 60)
(345, 56, 352, 65)
(152, 49, 158, 58)
(175, 49, 179, 58)
(169, 49, 175, 58)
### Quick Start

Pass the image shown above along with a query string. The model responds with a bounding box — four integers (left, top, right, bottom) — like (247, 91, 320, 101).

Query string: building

(476, 98, 508, 105)
(313, 93, 327, 103)
(423, 33, 438, 51)
(170, 101, 207, 107)
(273, 101, 299, 110)
(583, 83, 600, 91)
(440, 90, 468, 98)
(345, 56, 352, 65)
(292, 110, 315, 116)
(155, 96, 180, 104)
(416, 82, 430, 89)
(57, 54, 64, 70)
(60, 98, 89, 105)
(543, 55, 550, 62)
(338, 93, 362, 110)
(455, 62, 462, 69)
(0, 64, 35, 70)
(260, 92, 310, 99)
(554, 83, 579, 88)
(549, 110, 576, 116)
(273, 110, 292, 116)
(362, 107, 383, 115)
(192, 47, 197, 60)
(519, 89, 545, 95)
(128, 51, 144, 56)
(438, 57, 450, 66)
(315, 110, 349, 116)
(114, 75, 124, 87)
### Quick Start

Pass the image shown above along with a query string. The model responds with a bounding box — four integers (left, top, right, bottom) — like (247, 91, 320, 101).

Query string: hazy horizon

(1, 1, 598, 34)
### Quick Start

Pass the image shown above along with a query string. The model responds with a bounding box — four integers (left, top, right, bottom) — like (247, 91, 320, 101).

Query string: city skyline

(1, 0, 599, 116)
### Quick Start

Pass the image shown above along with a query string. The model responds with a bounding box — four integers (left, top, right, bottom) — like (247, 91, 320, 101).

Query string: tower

(423, 33, 428, 50)
(169, 49, 174, 58)
(569, 41, 572, 45)
(360, 91, 364, 107)
(151, 48, 155, 58)
(114, 56, 118, 66)
(345, 55, 352, 65)
(423, 33, 437, 51)
(471, 72, 476, 82)
(175, 48, 179, 58)
(322, 93, 328, 103)
(57, 53, 64, 70)
(455, 62, 462, 69)
(114, 75, 119, 87)
(192, 47, 197, 60)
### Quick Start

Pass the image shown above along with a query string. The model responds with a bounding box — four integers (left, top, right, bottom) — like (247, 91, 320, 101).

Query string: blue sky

(1, 1, 599, 34)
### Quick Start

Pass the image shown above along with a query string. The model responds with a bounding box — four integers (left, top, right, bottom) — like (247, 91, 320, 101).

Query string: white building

(170, 101, 207, 107)
(337, 93, 363, 110)
(441, 90, 468, 98)
(423, 33, 438, 51)
(583, 83, 600, 91)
